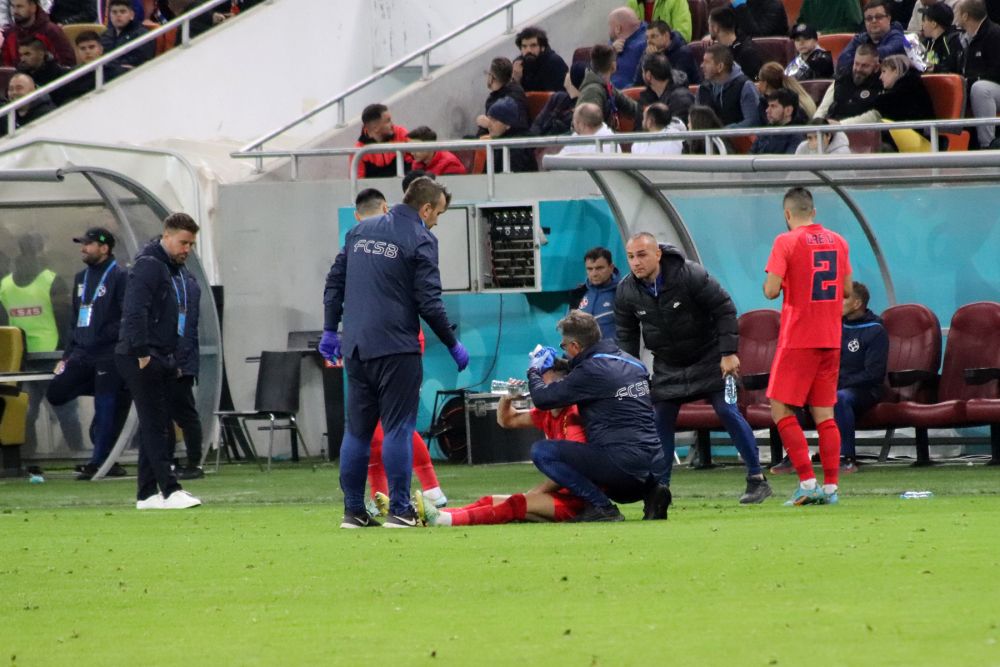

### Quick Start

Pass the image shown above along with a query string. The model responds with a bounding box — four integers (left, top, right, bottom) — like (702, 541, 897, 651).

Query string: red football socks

(411, 431, 441, 491)
(447, 494, 527, 526)
(816, 418, 841, 487)
(368, 428, 443, 498)
(777, 415, 815, 482)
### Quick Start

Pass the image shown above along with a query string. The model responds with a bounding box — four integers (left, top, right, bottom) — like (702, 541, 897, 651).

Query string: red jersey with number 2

(766, 223, 850, 350)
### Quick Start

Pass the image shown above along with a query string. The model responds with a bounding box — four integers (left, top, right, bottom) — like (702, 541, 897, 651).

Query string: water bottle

(900, 490, 934, 499)
(724, 374, 738, 405)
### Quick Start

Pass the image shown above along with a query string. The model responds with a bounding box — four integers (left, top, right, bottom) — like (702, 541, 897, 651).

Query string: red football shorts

(767, 347, 841, 408)
(551, 488, 587, 522)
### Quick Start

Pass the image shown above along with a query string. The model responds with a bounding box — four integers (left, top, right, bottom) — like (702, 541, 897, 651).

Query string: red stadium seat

(817, 33, 853, 63)
(922, 73, 969, 151)
(525, 91, 552, 122)
(572, 46, 592, 64)
(801, 78, 833, 106)
(751, 36, 796, 67)
(783, 0, 803, 27)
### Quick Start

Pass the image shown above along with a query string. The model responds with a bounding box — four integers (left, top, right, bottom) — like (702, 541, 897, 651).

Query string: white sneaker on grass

(161, 489, 202, 509)
(136, 494, 164, 510)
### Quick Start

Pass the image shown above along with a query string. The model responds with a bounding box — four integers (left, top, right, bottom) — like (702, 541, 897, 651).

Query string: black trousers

(168, 374, 202, 465)
(115, 354, 181, 501)
(47, 354, 129, 465)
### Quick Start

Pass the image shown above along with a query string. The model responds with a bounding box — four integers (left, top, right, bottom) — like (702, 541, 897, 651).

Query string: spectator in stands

(1, 0, 75, 67)
(406, 126, 467, 176)
(696, 43, 761, 127)
(833, 54, 934, 124)
(631, 101, 686, 154)
(837, 0, 908, 74)
(485, 96, 537, 172)
(48, 0, 96, 24)
(530, 61, 586, 136)
(814, 43, 883, 121)
(796, 0, 864, 33)
(795, 118, 852, 153)
(646, 19, 700, 86)
(568, 247, 621, 342)
(560, 102, 619, 155)
(354, 103, 411, 179)
(785, 23, 834, 81)
(73, 29, 102, 64)
(512, 26, 567, 93)
(55, 30, 111, 104)
(101, 0, 154, 69)
(757, 61, 818, 117)
(685, 104, 732, 154)
(731, 0, 789, 38)
(0, 72, 55, 135)
(163, 0, 227, 38)
(957, 0, 1000, 149)
(751, 88, 807, 153)
(636, 52, 695, 126)
(627, 0, 691, 41)
(908, 0, 959, 33)
(16, 37, 66, 86)
(475, 56, 529, 136)
(708, 6, 763, 80)
(607, 5, 647, 88)
(577, 43, 639, 129)
(921, 3, 963, 72)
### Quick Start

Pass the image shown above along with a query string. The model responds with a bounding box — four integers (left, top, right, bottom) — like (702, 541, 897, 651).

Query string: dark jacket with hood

(750, 107, 808, 154)
(923, 26, 963, 74)
(577, 68, 639, 128)
(116, 238, 185, 361)
(528, 338, 666, 482)
(483, 81, 530, 130)
(569, 268, 621, 342)
(64, 254, 127, 361)
(961, 17, 1000, 87)
(1, 7, 75, 67)
(837, 21, 908, 73)
(839, 308, 888, 399)
(696, 63, 759, 127)
(354, 124, 411, 179)
(491, 126, 537, 173)
(101, 16, 155, 68)
(663, 30, 701, 85)
(519, 48, 568, 92)
(615, 244, 739, 401)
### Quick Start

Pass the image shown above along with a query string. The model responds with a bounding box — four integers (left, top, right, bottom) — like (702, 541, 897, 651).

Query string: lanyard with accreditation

(77, 260, 116, 328)
(171, 271, 188, 336)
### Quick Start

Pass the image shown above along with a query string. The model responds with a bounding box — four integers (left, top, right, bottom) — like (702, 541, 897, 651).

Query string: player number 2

(811, 250, 838, 301)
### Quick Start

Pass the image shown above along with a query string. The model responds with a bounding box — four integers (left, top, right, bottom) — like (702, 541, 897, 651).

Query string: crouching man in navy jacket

(527, 311, 670, 522)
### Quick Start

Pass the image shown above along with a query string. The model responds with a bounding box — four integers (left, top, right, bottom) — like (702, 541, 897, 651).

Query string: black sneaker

(384, 509, 420, 528)
(176, 466, 205, 480)
(569, 504, 625, 523)
(107, 463, 128, 477)
(642, 484, 672, 520)
(340, 509, 381, 529)
(75, 463, 98, 481)
(739, 476, 773, 504)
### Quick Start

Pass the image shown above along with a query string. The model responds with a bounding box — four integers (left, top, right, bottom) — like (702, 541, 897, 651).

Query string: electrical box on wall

(476, 202, 540, 292)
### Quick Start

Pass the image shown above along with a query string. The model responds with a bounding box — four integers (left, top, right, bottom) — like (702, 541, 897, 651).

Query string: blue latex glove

(449, 341, 470, 371)
(318, 330, 341, 362)
(528, 346, 558, 373)
(731, 0, 747, 6)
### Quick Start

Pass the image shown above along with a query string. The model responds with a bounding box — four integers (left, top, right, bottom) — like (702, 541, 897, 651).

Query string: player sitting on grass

(415, 359, 589, 526)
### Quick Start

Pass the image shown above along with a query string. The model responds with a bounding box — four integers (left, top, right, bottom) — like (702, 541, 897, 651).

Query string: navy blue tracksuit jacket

(324, 203, 457, 360)
(115, 239, 184, 361)
(64, 254, 127, 361)
(839, 309, 889, 400)
(528, 338, 666, 481)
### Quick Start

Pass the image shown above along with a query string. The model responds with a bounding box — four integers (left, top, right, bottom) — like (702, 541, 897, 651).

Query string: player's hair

(958, 0, 988, 21)
(163, 212, 199, 234)
(648, 19, 672, 35)
(583, 247, 612, 264)
(766, 88, 800, 111)
(709, 6, 737, 32)
(490, 57, 514, 85)
(590, 43, 616, 74)
(402, 169, 435, 194)
(627, 231, 658, 246)
(515, 26, 549, 49)
(361, 103, 388, 125)
(641, 52, 673, 82)
(550, 357, 571, 373)
(75, 30, 102, 45)
(706, 43, 734, 72)
(852, 281, 870, 309)
(783, 187, 814, 217)
(407, 126, 437, 142)
(855, 43, 879, 60)
(403, 177, 451, 210)
(644, 102, 672, 129)
(558, 310, 602, 348)
(355, 188, 387, 217)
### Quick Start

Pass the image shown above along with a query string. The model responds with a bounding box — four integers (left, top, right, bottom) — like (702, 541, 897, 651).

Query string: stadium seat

(801, 78, 833, 106)
(525, 91, 552, 121)
(817, 34, 853, 63)
(846, 129, 882, 153)
(572, 46, 592, 64)
(730, 135, 755, 154)
(879, 302, 1000, 465)
(783, 0, 803, 27)
(144, 20, 177, 57)
(922, 73, 969, 151)
(0, 327, 29, 474)
(751, 36, 796, 67)
(689, 0, 708, 41)
(471, 148, 487, 175)
(61, 23, 106, 51)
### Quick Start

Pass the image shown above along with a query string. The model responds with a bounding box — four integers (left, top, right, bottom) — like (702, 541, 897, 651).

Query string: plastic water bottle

(724, 374, 738, 405)
(900, 490, 934, 499)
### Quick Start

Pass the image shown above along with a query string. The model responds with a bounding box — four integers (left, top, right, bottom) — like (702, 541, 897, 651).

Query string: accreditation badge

(77, 305, 93, 328)
(177, 311, 186, 336)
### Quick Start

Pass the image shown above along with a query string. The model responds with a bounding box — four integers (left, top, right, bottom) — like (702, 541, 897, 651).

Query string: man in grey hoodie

(695, 43, 760, 127)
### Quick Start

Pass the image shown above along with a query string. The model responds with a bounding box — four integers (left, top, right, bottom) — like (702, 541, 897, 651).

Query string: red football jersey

(766, 223, 851, 349)
(530, 405, 586, 443)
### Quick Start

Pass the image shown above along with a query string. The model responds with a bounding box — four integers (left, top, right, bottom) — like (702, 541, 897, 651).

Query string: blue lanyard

(593, 353, 647, 372)
(171, 271, 188, 312)
(81, 260, 116, 306)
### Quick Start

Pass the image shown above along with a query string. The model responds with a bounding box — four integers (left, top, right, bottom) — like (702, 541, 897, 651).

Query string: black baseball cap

(789, 23, 818, 40)
(922, 3, 954, 28)
(73, 227, 115, 249)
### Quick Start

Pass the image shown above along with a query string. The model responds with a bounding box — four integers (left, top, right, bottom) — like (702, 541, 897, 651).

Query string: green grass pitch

(2, 462, 999, 666)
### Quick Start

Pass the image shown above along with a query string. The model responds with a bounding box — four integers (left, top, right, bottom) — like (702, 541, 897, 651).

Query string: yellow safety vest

(0, 270, 59, 352)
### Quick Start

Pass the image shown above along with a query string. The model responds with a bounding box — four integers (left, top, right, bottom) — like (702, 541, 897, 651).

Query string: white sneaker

(422, 487, 448, 508)
(161, 489, 202, 509)
(136, 493, 164, 510)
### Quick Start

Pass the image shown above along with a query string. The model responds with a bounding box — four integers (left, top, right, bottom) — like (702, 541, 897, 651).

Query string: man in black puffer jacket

(615, 233, 772, 504)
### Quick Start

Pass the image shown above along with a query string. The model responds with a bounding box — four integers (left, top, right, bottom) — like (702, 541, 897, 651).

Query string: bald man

(560, 102, 619, 155)
(608, 6, 647, 89)
(0, 73, 55, 135)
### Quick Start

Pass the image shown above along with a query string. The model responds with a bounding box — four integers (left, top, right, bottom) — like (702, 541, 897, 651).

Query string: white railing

(237, 0, 529, 172)
(0, 0, 273, 136)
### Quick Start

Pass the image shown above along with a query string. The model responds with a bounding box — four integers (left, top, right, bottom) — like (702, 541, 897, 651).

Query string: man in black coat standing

(116, 213, 202, 510)
(513, 26, 568, 92)
(168, 265, 203, 479)
(615, 233, 772, 504)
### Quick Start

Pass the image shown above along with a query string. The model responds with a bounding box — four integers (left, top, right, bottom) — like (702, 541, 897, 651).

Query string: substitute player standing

(763, 187, 852, 505)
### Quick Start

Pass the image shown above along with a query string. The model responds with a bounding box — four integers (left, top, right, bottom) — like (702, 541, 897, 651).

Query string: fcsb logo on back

(615, 380, 650, 401)
(353, 239, 399, 259)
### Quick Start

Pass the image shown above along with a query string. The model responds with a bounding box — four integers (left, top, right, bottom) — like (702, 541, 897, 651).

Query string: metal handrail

(237, 0, 525, 171)
(0, 0, 267, 137)
(227, 115, 1000, 197)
